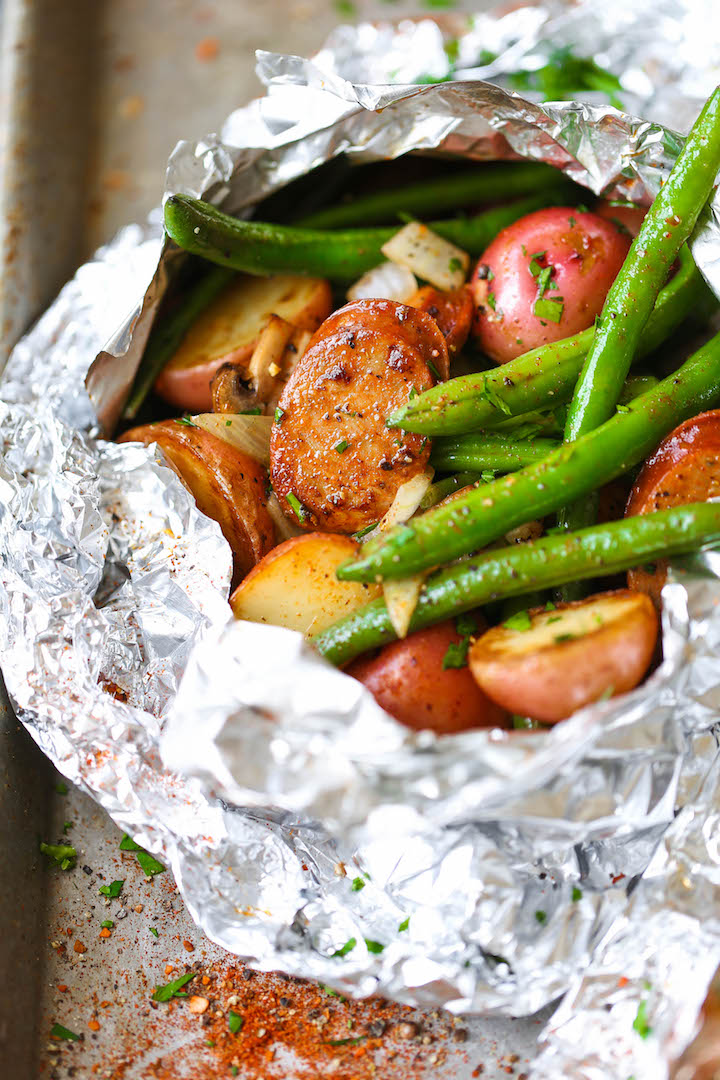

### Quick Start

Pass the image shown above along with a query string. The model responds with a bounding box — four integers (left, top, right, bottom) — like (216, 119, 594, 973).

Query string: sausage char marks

(270, 299, 448, 534)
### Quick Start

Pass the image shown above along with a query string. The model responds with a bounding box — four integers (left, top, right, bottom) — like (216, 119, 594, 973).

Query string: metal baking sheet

(0, 0, 551, 1076)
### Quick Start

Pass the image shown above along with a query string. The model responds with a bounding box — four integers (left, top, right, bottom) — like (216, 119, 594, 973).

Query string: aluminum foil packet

(3, 2, 720, 1076)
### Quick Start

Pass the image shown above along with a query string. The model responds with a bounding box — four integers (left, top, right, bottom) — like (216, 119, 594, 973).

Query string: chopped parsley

(120, 834, 165, 877)
(274, 407, 285, 424)
(286, 492, 308, 523)
(40, 842, 77, 870)
(352, 522, 377, 541)
(98, 879, 124, 898)
(616, 403, 632, 413)
(321, 985, 346, 999)
(456, 612, 477, 636)
(50, 1023, 81, 1041)
(152, 971, 196, 1002)
(55, 781, 69, 795)
(228, 1010, 244, 1034)
(632, 998, 652, 1039)
(398, 917, 410, 932)
(333, 0, 356, 16)
(486, 291, 497, 311)
(568, 215, 577, 228)
(442, 638, 471, 670)
(174, 416, 197, 427)
(448, 256, 463, 273)
(408, 385, 419, 400)
(571, 886, 583, 901)
(480, 470, 497, 483)
(427, 357, 442, 381)
(101, 920, 114, 929)
(513, 715, 539, 729)
(545, 601, 556, 611)
(225, 419, 232, 426)
(554, 633, 575, 643)
(351, 876, 366, 892)
(546, 615, 562, 624)
(240, 407, 262, 415)
(323, 1036, 368, 1047)
(63, 822, 73, 834)
(533, 297, 564, 323)
(334, 438, 349, 454)
(364, 939, 385, 954)
(535, 910, 547, 925)
(503, 610, 532, 632)
(332, 937, 357, 958)
(150, 927, 159, 938)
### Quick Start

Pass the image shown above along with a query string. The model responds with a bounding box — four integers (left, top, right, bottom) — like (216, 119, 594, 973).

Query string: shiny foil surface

(2, 3, 720, 1076)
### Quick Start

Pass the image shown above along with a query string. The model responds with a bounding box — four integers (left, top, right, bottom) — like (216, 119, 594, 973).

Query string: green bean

(163, 191, 573, 282)
(430, 433, 559, 473)
(619, 375, 659, 403)
(296, 163, 566, 229)
(123, 265, 234, 420)
(316, 503, 720, 666)
(419, 472, 481, 511)
(387, 245, 709, 435)
(490, 408, 567, 438)
(564, 86, 720, 444)
(337, 329, 720, 582)
(559, 86, 720, 537)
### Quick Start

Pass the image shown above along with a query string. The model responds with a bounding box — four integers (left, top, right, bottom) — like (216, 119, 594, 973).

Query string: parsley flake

(442, 639, 471, 670)
(351, 876, 366, 892)
(632, 999, 652, 1039)
(50, 1023, 81, 1041)
(503, 610, 532, 632)
(398, 917, 410, 932)
(274, 407, 285, 424)
(120, 834, 165, 877)
(55, 781, 69, 795)
(228, 1010, 244, 1034)
(101, 920, 114, 930)
(333, 937, 357, 958)
(150, 927, 159, 938)
(152, 971, 196, 1002)
(535, 910, 547, 924)
(533, 297, 564, 323)
(571, 886, 583, 901)
(448, 256, 463, 273)
(364, 938, 385, 954)
(334, 438, 349, 454)
(174, 416, 197, 427)
(286, 492, 308, 523)
(98, 879, 124, 898)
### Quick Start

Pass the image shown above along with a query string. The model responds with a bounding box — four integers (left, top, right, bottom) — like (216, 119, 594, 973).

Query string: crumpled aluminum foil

(3, 2, 720, 1076)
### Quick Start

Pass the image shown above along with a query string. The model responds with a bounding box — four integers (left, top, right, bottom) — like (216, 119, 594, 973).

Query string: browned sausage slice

(270, 299, 448, 534)
(408, 285, 474, 367)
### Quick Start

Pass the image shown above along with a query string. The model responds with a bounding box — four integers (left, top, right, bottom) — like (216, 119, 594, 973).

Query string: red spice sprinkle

(195, 36, 219, 62)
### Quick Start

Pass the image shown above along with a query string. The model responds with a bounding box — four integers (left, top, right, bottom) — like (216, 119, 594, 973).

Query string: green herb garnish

(152, 971, 196, 1002)
(150, 927, 159, 938)
(533, 297, 564, 324)
(174, 416, 197, 427)
(98, 879, 124, 898)
(442, 638, 471, 670)
(120, 834, 165, 877)
(50, 1023, 81, 1041)
(571, 887, 583, 901)
(332, 937, 357, 958)
(632, 998, 652, 1039)
(351, 877, 366, 892)
(101, 920, 114, 929)
(535, 910, 547, 924)
(398, 917, 410, 932)
(448, 256, 463, 273)
(55, 781, 69, 795)
(503, 610, 532, 632)
(228, 1010, 244, 1034)
(286, 492, 308, 523)
(364, 939, 385, 954)
(274, 407, 285, 424)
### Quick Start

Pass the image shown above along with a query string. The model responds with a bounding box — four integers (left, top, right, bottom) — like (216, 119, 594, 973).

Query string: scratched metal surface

(0, 1, 551, 1076)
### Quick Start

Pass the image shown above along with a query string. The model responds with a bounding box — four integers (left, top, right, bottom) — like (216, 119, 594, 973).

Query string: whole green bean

(123, 265, 234, 420)
(419, 472, 481, 510)
(619, 375, 659, 403)
(431, 433, 559, 473)
(296, 163, 566, 229)
(163, 191, 572, 282)
(387, 245, 709, 435)
(316, 503, 720, 666)
(564, 86, 720, 444)
(337, 329, 720, 582)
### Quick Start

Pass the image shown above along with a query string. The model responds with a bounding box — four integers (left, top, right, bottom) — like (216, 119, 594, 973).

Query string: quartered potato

(468, 590, 658, 723)
(119, 420, 275, 583)
(347, 619, 508, 735)
(270, 298, 448, 534)
(229, 532, 382, 635)
(154, 274, 332, 413)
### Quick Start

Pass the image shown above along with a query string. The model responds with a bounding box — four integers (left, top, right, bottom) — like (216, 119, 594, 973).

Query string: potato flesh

(230, 533, 382, 636)
(493, 595, 640, 656)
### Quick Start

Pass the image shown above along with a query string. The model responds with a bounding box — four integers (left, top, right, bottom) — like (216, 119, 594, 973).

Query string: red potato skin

(626, 410, 720, 603)
(119, 420, 275, 585)
(594, 199, 647, 239)
(270, 299, 448, 534)
(347, 620, 509, 735)
(407, 285, 474, 368)
(471, 207, 631, 363)
(468, 591, 658, 724)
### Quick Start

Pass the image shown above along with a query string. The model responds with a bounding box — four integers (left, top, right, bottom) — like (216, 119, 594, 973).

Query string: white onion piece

(191, 413, 273, 467)
(346, 261, 418, 304)
(363, 468, 434, 544)
(381, 222, 469, 291)
(383, 573, 427, 639)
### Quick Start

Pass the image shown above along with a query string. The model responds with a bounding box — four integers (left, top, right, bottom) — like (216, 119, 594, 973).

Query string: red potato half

(626, 409, 720, 604)
(471, 207, 631, 363)
(347, 620, 509, 735)
(154, 274, 332, 413)
(119, 420, 275, 582)
(230, 533, 382, 635)
(270, 298, 447, 534)
(468, 591, 658, 723)
(407, 284, 474, 366)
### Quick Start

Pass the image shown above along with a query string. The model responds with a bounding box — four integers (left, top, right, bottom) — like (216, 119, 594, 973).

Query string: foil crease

(3, 2, 720, 1075)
